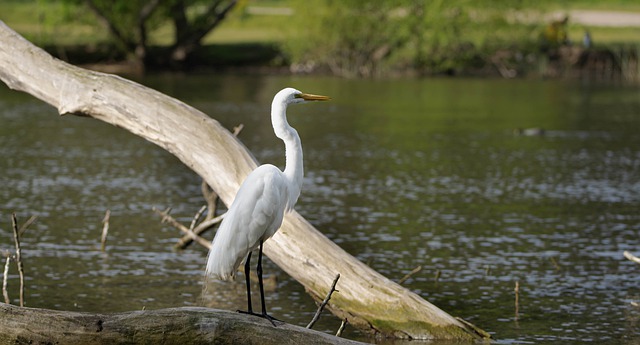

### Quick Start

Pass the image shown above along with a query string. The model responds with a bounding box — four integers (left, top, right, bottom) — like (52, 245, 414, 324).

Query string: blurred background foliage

(1, 0, 639, 76)
(283, 0, 640, 77)
(284, 0, 546, 77)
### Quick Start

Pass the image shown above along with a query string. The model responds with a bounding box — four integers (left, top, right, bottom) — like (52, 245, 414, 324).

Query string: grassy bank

(0, 1, 292, 48)
(1, 1, 639, 78)
(2, 1, 640, 46)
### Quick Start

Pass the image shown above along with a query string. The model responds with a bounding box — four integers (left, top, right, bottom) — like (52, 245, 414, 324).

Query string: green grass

(208, 8, 292, 43)
(144, 6, 292, 46)
(1, 1, 638, 55)
(0, 0, 292, 48)
(0, 1, 109, 46)
(568, 26, 640, 46)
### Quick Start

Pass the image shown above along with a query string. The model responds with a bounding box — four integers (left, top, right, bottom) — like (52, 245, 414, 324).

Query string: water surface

(0, 74, 639, 344)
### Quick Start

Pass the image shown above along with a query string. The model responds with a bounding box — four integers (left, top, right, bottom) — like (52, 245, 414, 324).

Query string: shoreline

(55, 43, 639, 83)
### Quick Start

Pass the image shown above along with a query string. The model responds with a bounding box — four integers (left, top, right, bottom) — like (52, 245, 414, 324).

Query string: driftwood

(175, 127, 241, 250)
(624, 251, 640, 265)
(0, 303, 365, 345)
(0, 21, 489, 341)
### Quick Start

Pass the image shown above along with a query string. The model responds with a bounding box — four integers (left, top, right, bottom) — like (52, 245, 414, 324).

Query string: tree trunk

(0, 303, 365, 345)
(134, 0, 161, 63)
(169, 0, 238, 65)
(0, 21, 489, 341)
(84, 0, 135, 53)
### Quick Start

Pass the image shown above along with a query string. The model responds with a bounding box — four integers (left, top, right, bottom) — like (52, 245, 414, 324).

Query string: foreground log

(0, 21, 489, 341)
(0, 303, 365, 345)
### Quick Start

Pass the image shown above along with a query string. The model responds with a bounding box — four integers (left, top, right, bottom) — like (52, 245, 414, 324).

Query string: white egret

(205, 87, 329, 324)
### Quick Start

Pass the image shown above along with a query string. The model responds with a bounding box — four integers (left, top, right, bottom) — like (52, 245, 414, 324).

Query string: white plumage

(205, 165, 289, 280)
(204, 88, 329, 321)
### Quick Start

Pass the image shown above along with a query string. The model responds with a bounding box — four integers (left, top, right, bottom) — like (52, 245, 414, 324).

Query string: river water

(0, 74, 639, 344)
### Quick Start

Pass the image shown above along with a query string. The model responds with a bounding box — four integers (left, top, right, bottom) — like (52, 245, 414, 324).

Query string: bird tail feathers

(205, 220, 247, 281)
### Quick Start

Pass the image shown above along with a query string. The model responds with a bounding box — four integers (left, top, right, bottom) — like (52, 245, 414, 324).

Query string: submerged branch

(336, 319, 348, 337)
(152, 207, 212, 250)
(101, 210, 110, 252)
(17, 215, 37, 237)
(2, 256, 9, 304)
(307, 274, 340, 329)
(189, 205, 208, 232)
(398, 265, 422, 285)
(624, 251, 640, 265)
(11, 214, 24, 307)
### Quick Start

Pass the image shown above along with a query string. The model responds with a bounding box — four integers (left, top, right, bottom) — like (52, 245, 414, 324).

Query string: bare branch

(624, 251, 640, 265)
(201, 180, 219, 222)
(398, 265, 422, 285)
(173, 205, 226, 250)
(232, 123, 244, 136)
(11, 213, 24, 307)
(101, 210, 111, 252)
(307, 274, 340, 329)
(336, 319, 348, 337)
(2, 256, 10, 304)
(153, 207, 212, 250)
(514, 280, 520, 321)
(18, 215, 37, 237)
(189, 205, 208, 231)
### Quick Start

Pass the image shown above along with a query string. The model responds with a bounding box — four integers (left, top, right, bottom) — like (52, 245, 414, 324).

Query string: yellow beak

(297, 93, 330, 101)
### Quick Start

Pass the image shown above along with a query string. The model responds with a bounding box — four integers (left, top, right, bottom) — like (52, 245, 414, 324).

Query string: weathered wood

(0, 21, 489, 340)
(0, 303, 366, 345)
(624, 251, 640, 265)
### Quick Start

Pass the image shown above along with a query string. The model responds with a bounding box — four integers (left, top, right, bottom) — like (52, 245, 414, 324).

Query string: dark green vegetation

(283, 0, 640, 78)
(285, 0, 542, 77)
(1, 0, 639, 77)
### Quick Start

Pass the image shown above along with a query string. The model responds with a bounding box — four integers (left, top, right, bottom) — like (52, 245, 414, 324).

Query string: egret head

(276, 87, 330, 105)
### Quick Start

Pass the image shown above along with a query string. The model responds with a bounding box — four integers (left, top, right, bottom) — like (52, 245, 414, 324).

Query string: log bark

(0, 303, 365, 345)
(0, 21, 489, 341)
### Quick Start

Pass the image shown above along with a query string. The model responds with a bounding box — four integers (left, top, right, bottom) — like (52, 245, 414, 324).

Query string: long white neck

(271, 97, 303, 208)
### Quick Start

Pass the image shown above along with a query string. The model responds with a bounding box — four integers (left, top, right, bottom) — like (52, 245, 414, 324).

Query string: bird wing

(205, 165, 289, 281)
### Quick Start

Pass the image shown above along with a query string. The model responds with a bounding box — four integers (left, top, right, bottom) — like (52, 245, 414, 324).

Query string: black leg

(257, 241, 267, 315)
(237, 242, 279, 326)
(239, 251, 253, 314)
(257, 240, 279, 326)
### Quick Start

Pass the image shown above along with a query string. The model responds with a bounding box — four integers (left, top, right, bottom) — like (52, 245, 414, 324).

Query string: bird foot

(237, 309, 281, 327)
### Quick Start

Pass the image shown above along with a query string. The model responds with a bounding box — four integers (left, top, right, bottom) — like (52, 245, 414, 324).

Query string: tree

(167, 0, 238, 65)
(284, 0, 542, 77)
(70, 0, 240, 69)
(286, 0, 415, 78)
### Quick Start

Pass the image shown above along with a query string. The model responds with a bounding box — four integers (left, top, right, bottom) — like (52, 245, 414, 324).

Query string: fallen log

(0, 303, 365, 345)
(0, 21, 489, 341)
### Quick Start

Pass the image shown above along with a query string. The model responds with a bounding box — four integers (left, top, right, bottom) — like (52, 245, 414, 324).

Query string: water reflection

(1, 75, 639, 344)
